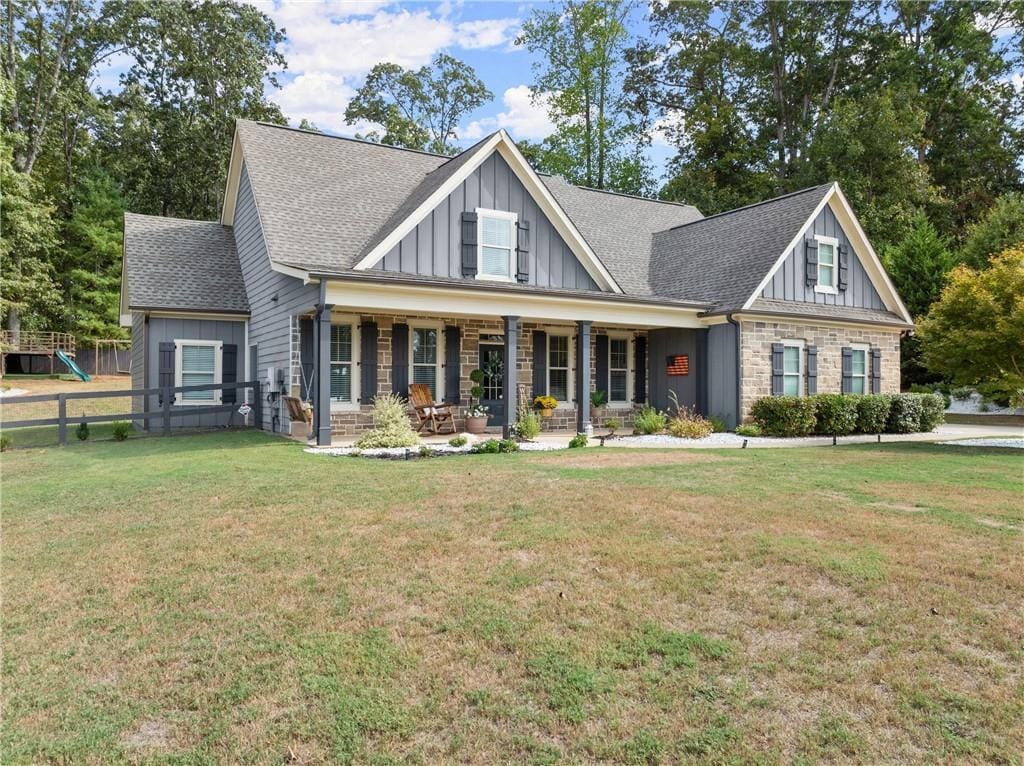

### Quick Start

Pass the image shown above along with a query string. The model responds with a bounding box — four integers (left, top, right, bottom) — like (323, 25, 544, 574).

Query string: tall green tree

(883, 215, 957, 320)
(959, 193, 1024, 269)
(345, 53, 492, 155)
(98, 0, 286, 219)
(516, 0, 650, 192)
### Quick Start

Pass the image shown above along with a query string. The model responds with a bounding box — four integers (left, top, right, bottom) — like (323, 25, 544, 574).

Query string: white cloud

(273, 71, 361, 134)
(461, 85, 555, 141)
(456, 18, 519, 50)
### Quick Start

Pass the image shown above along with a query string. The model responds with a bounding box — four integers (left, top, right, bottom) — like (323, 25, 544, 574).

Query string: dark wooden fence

(0, 380, 262, 445)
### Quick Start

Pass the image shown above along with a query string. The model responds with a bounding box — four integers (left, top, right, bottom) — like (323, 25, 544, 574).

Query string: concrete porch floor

(289, 422, 1022, 449)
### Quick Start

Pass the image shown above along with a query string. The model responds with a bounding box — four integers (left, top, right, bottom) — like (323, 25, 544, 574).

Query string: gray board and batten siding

(137, 316, 246, 429)
(762, 204, 885, 310)
(234, 160, 319, 431)
(372, 152, 601, 291)
(706, 323, 739, 428)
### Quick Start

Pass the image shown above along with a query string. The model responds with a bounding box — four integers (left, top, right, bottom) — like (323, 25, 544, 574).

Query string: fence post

(252, 382, 262, 430)
(162, 386, 172, 436)
(58, 394, 67, 446)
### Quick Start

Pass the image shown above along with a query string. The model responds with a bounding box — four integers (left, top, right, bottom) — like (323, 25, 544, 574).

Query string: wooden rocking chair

(408, 383, 457, 434)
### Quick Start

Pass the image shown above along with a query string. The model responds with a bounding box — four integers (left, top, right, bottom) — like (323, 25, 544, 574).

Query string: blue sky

(242, 0, 676, 173)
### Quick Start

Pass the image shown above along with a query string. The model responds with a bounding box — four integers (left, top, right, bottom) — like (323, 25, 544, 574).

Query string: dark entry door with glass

(478, 343, 505, 425)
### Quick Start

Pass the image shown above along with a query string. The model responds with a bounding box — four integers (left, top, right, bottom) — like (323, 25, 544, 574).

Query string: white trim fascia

(351, 130, 624, 294)
(324, 280, 706, 329)
(730, 312, 908, 332)
(220, 127, 243, 226)
(740, 183, 913, 324)
(742, 184, 835, 310)
(149, 311, 249, 322)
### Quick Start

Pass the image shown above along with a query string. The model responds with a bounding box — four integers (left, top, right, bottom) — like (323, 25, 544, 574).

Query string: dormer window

(477, 208, 517, 281)
(815, 235, 839, 293)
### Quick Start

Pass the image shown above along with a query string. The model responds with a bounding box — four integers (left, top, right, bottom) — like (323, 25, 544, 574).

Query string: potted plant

(533, 394, 557, 418)
(465, 369, 489, 434)
(590, 389, 608, 421)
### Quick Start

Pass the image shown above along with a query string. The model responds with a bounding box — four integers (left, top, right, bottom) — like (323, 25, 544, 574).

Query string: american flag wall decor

(666, 355, 689, 376)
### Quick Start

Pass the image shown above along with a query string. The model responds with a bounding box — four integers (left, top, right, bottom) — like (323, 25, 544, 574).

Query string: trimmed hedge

(750, 396, 817, 437)
(856, 394, 891, 434)
(811, 394, 859, 436)
(751, 392, 945, 437)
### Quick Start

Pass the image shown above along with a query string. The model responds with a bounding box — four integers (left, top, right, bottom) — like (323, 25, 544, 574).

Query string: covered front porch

(292, 278, 723, 446)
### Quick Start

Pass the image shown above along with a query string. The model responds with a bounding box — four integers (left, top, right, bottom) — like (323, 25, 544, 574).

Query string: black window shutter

(532, 330, 547, 397)
(391, 323, 409, 397)
(158, 342, 175, 404)
(871, 347, 882, 394)
(838, 244, 849, 291)
(222, 344, 238, 404)
(594, 334, 609, 399)
(771, 343, 785, 396)
(444, 325, 461, 404)
(804, 240, 818, 288)
(461, 211, 478, 277)
(634, 335, 647, 403)
(360, 321, 378, 404)
(516, 220, 530, 283)
(841, 347, 853, 394)
(805, 345, 817, 396)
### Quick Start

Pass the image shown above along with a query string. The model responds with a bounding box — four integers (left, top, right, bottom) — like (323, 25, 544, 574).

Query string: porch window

(330, 324, 355, 403)
(609, 337, 630, 402)
(411, 326, 441, 400)
(850, 344, 868, 394)
(174, 340, 222, 405)
(477, 209, 517, 281)
(815, 235, 838, 292)
(782, 340, 803, 396)
(548, 334, 570, 402)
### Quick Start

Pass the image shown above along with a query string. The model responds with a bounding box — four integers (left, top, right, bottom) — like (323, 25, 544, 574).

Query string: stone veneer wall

(738, 319, 902, 420)
(288, 311, 646, 436)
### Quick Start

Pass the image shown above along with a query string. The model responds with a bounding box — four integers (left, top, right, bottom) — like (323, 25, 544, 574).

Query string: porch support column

(315, 303, 334, 446)
(502, 315, 519, 439)
(576, 320, 591, 433)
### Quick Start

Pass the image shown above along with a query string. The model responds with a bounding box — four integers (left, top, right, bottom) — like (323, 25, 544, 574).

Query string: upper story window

(815, 235, 839, 293)
(477, 209, 517, 281)
(174, 340, 222, 405)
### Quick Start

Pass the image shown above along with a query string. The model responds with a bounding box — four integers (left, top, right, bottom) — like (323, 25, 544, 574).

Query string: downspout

(726, 313, 742, 425)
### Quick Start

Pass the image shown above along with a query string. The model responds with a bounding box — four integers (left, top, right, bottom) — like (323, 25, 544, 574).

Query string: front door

(478, 343, 505, 426)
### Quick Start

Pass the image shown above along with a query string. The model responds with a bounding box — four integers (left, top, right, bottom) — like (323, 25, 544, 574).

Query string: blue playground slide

(56, 350, 92, 382)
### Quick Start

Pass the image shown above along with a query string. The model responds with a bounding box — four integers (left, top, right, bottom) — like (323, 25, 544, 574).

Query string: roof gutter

(701, 307, 913, 330)
(302, 268, 713, 312)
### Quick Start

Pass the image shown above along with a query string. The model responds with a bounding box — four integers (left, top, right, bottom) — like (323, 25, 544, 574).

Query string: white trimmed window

(174, 340, 222, 405)
(477, 208, 517, 281)
(815, 235, 839, 293)
(411, 324, 443, 401)
(548, 333, 571, 403)
(850, 344, 869, 394)
(608, 336, 631, 403)
(330, 321, 360, 407)
(782, 339, 804, 396)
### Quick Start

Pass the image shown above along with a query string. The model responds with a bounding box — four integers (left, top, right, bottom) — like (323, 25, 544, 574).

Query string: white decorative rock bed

(937, 438, 1024, 449)
(305, 434, 566, 458)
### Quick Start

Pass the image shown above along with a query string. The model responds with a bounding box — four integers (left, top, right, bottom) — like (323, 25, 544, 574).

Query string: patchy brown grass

(2, 433, 1022, 764)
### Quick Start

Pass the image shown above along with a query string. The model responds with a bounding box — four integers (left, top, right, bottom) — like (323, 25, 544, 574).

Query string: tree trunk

(7, 307, 21, 345)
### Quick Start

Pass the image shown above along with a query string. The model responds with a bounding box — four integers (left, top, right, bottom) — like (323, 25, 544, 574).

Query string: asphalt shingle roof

(650, 184, 833, 311)
(747, 298, 910, 326)
(123, 213, 249, 313)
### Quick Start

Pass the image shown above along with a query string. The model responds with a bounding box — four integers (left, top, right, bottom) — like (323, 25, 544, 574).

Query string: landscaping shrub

(498, 438, 519, 453)
(735, 423, 761, 437)
(472, 439, 500, 454)
(885, 393, 923, 433)
(811, 394, 859, 436)
(707, 414, 728, 433)
(76, 420, 89, 441)
(0, 434, 11, 452)
(667, 406, 714, 439)
(855, 395, 891, 434)
(910, 383, 950, 408)
(951, 386, 973, 401)
(111, 421, 131, 441)
(513, 411, 541, 441)
(750, 396, 817, 437)
(917, 392, 946, 431)
(448, 435, 468, 447)
(633, 405, 667, 435)
(419, 445, 434, 457)
(355, 393, 420, 448)
(568, 433, 588, 448)
(603, 417, 622, 435)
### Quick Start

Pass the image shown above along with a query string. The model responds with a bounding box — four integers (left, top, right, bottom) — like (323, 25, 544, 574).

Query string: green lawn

(3, 433, 1022, 765)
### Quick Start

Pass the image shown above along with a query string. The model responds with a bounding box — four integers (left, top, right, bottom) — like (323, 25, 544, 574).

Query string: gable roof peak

(662, 182, 834, 234)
